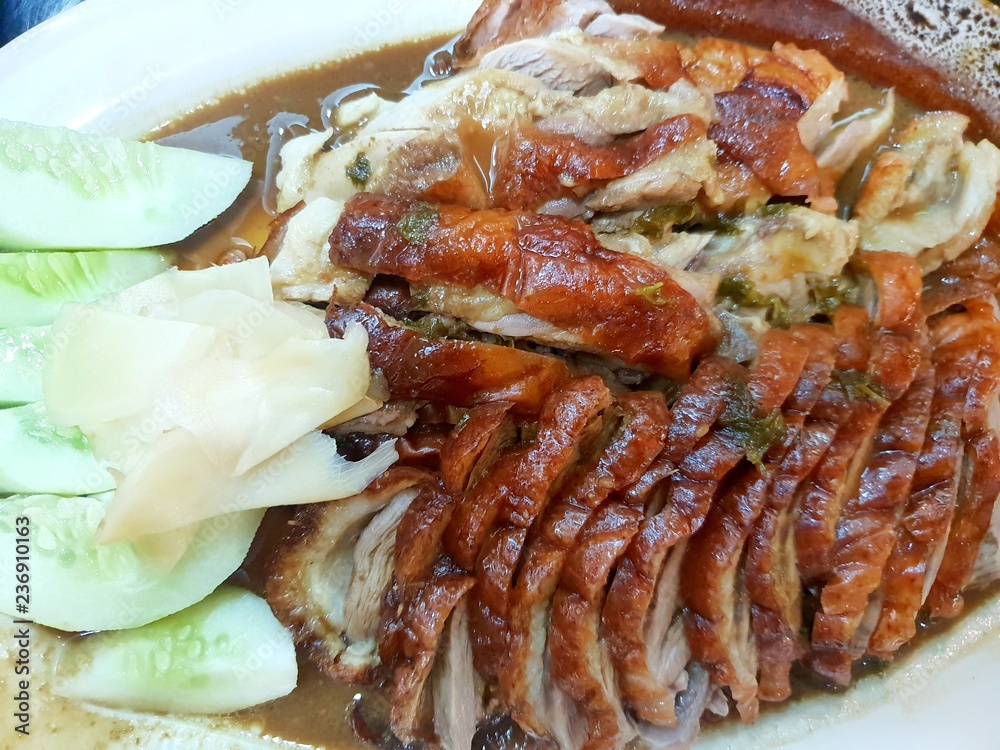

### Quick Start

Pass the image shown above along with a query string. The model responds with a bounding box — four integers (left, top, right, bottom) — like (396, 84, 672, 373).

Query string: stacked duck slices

(262, 0, 1000, 748)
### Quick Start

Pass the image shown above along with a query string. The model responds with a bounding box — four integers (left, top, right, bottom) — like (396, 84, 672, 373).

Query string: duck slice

(491, 115, 717, 214)
(447, 376, 613, 571)
(710, 75, 837, 215)
(808, 355, 935, 685)
(795, 252, 925, 585)
(501, 392, 671, 735)
(550, 355, 743, 745)
(922, 224, 1000, 316)
(605, 329, 808, 726)
(329, 194, 717, 379)
(455, 0, 663, 61)
(867, 305, 993, 658)
(747, 306, 871, 701)
(385, 574, 476, 742)
(432, 599, 484, 750)
(683, 323, 837, 718)
(265, 468, 429, 683)
(476, 33, 690, 95)
(467, 378, 613, 679)
(924, 297, 1000, 618)
(327, 303, 570, 416)
(551, 501, 648, 750)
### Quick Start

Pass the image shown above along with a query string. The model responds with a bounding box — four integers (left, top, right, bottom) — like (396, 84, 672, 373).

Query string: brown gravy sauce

(145, 12, 996, 749)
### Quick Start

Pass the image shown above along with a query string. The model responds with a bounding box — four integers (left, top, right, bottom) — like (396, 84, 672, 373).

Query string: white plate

(0, 1, 998, 748)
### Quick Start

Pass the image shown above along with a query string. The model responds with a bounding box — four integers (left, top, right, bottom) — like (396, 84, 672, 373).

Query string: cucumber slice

(0, 402, 113, 495)
(0, 325, 48, 406)
(0, 120, 253, 251)
(0, 494, 263, 631)
(54, 586, 297, 714)
(0, 250, 173, 328)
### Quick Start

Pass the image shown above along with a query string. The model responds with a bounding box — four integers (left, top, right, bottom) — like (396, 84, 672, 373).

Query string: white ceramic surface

(0, 1, 998, 747)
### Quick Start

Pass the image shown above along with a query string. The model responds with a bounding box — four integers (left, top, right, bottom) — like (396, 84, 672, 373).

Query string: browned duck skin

(923, 216, 1000, 316)
(378, 410, 515, 693)
(329, 194, 717, 379)
(808, 356, 935, 686)
(326, 303, 571, 416)
(747, 306, 870, 702)
(466, 378, 613, 678)
(795, 253, 925, 585)
(265, 468, 432, 685)
(385, 574, 476, 743)
(604, 329, 808, 727)
(377, 484, 462, 685)
(492, 115, 709, 212)
(551, 501, 648, 750)
(867, 301, 1000, 659)
(925, 297, 1000, 619)
(546, 356, 741, 746)
(379, 407, 525, 744)
(710, 76, 837, 214)
(446, 377, 613, 572)
(500, 392, 671, 735)
(683, 324, 837, 719)
(439, 402, 516, 497)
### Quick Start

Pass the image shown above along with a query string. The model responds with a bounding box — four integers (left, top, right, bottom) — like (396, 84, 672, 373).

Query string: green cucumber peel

(0, 120, 252, 251)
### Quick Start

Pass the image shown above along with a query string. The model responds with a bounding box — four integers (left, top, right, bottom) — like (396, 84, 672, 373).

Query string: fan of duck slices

(259, 0, 1000, 748)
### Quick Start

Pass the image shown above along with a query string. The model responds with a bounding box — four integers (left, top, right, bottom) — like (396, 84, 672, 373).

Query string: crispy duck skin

(867, 309, 990, 659)
(536, 357, 743, 742)
(380, 411, 522, 743)
(439, 402, 516, 497)
(605, 329, 808, 726)
(471, 527, 529, 679)
(747, 306, 871, 702)
(923, 230, 1000, 316)
(710, 76, 837, 214)
(925, 297, 1000, 619)
(500, 392, 671, 734)
(551, 501, 647, 750)
(491, 115, 709, 211)
(326, 303, 570, 416)
(683, 324, 837, 718)
(925, 432, 1000, 619)
(466, 377, 613, 677)
(795, 253, 926, 585)
(809, 356, 935, 685)
(386, 574, 476, 742)
(329, 194, 716, 379)
(380, 406, 518, 673)
(446, 376, 613, 572)
(266, 468, 431, 685)
(377, 485, 461, 676)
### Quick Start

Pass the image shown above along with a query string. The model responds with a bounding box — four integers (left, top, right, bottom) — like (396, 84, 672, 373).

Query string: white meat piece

(692, 206, 858, 310)
(854, 111, 1000, 273)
